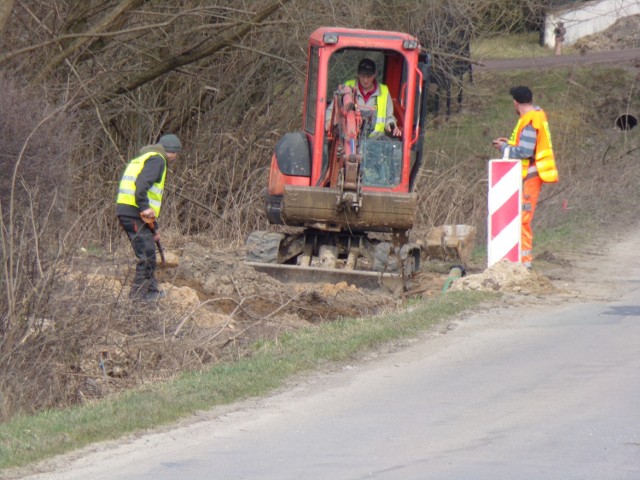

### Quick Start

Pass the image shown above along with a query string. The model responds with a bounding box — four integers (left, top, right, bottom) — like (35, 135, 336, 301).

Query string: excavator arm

(329, 84, 367, 213)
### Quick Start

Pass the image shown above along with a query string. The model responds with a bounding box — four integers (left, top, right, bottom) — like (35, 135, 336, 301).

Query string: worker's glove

(152, 230, 161, 242)
(140, 208, 156, 225)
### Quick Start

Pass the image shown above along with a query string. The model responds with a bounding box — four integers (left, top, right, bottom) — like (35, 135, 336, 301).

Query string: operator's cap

(509, 86, 533, 104)
(357, 58, 376, 76)
(159, 133, 182, 153)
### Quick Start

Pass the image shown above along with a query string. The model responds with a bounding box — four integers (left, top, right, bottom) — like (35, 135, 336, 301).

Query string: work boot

(143, 290, 166, 302)
(129, 284, 148, 301)
(148, 278, 161, 293)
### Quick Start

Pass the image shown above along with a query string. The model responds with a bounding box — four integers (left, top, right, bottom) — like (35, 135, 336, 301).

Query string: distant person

(554, 22, 566, 55)
(492, 86, 558, 269)
(116, 134, 182, 301)
(326, 58, 401, 137)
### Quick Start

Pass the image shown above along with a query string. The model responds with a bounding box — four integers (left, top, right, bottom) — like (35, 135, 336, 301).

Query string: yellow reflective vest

(344, 79, 390, 133)
(116, 151, 167, 217)
(508, 109, 558, 183)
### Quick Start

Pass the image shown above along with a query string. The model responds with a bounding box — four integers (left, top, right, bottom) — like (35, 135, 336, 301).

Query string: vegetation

(1, 0, 639, 469)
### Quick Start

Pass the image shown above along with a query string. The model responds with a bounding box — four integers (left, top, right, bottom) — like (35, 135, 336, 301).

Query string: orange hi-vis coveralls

(505, 108, 558, 267)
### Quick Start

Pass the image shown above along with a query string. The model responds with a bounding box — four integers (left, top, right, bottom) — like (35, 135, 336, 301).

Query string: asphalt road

(478, 47, 640, 71)
(23, 240, 640, 480)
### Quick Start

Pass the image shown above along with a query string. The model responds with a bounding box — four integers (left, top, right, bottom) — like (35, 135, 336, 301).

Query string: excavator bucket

(422, 224, 477, 265)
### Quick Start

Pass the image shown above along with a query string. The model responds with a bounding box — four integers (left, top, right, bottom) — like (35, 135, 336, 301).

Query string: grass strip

(0, 290, 492, 470)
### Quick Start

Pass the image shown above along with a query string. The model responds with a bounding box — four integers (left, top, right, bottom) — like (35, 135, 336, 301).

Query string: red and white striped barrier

(487, 151, 521, 267)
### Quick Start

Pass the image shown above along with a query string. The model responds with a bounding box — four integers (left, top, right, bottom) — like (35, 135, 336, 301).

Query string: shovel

(147, 223, 166, 265)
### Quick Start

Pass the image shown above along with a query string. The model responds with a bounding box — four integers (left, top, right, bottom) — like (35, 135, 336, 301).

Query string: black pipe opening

(615, 114, 638, 130)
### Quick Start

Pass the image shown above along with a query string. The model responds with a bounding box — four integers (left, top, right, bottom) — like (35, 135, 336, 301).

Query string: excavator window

(324, 49, 408, 126)
(326, 49, 387, 99)
(361, 139, 402, 187)
(322, 48, 410, 188)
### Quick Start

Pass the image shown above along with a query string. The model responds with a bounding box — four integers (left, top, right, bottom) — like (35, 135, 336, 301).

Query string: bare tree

(0, 0, 15, 35)
(31, 0, 148, 84)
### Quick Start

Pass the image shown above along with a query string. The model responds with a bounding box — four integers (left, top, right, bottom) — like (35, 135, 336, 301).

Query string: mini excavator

(245, 27, 431, 290)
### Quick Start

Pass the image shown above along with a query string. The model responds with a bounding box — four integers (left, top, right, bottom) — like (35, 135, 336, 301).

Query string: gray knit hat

(159, 134, 182, 153)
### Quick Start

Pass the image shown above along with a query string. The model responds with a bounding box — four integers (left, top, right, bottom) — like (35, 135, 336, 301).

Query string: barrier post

(487, 149, 521, 267)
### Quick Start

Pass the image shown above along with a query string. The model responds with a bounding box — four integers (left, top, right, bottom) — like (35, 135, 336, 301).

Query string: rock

(203, 274, 236, 296)
(163, 284, 235, 331)
(421, 224, 477, 264)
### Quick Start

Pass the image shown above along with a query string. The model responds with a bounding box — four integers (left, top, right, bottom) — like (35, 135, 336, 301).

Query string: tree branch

(0, 15, 186, 66)
(31, 0, 148, 85)
(108, 0, 291, 97)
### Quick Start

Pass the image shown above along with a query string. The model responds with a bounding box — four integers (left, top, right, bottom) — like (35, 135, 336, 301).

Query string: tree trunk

(31, 0, 147, 84)
(108, 0, 291, 97)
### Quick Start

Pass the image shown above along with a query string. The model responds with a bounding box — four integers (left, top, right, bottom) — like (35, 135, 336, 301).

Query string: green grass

(534, 215, 591, 253)
(472, 32, 579, 60)
(0, 290, 494, 470)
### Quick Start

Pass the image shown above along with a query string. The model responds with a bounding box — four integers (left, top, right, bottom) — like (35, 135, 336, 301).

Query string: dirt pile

(447, 260, 555, 296)
(167, 240, 397, 322)
(574, 14, 640, 51)
(52, 239, 409, 404)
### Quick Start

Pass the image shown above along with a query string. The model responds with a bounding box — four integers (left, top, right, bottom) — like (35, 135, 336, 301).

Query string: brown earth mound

(574, 14, 640, 51)
(447, 260, 555, 296)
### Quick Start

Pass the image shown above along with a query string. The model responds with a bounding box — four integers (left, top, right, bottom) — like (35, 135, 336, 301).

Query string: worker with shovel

(116, 134, 182, 302)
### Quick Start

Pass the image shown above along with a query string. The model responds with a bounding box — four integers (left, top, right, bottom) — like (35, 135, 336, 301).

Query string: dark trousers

(118, 215, 159, 297)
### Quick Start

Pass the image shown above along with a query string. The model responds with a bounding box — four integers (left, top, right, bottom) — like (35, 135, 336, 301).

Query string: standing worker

(492, 86, 558, 269)
(116, 134, 182, 301)
(554, 22, 566, 56)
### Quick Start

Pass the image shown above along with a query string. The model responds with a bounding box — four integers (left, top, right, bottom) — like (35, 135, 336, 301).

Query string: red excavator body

(246, 27, 430, 289)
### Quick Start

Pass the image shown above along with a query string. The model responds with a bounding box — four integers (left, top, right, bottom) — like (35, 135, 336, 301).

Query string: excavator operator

(326, 58, 402, 137)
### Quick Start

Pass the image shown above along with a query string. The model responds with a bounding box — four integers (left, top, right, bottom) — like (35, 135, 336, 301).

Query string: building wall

(544, 0, 640, 46)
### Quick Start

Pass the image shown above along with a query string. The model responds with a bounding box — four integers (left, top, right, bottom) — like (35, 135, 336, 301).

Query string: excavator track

(245, 230, 420, 291)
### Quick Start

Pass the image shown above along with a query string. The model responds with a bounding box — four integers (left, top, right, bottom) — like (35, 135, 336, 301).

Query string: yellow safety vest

(116, 151, 167, 217)
(345, 79, 390, 133)
(509, 109, 558, 183)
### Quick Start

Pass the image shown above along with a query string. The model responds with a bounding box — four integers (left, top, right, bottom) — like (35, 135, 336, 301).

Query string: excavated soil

(61, 237, 455, 401)
(573, 14, 640, 51)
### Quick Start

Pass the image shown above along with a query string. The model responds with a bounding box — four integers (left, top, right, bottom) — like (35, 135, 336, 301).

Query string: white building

(544, 0, 640, 46)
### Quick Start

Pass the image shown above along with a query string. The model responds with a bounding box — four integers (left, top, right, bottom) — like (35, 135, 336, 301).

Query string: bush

(0, 73, 79, 419)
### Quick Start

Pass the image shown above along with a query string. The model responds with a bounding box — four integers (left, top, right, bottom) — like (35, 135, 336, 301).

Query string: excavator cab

(247, 27, 430, 289)
(322, 45, 425, 190)
(324, 51, 403, 190)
